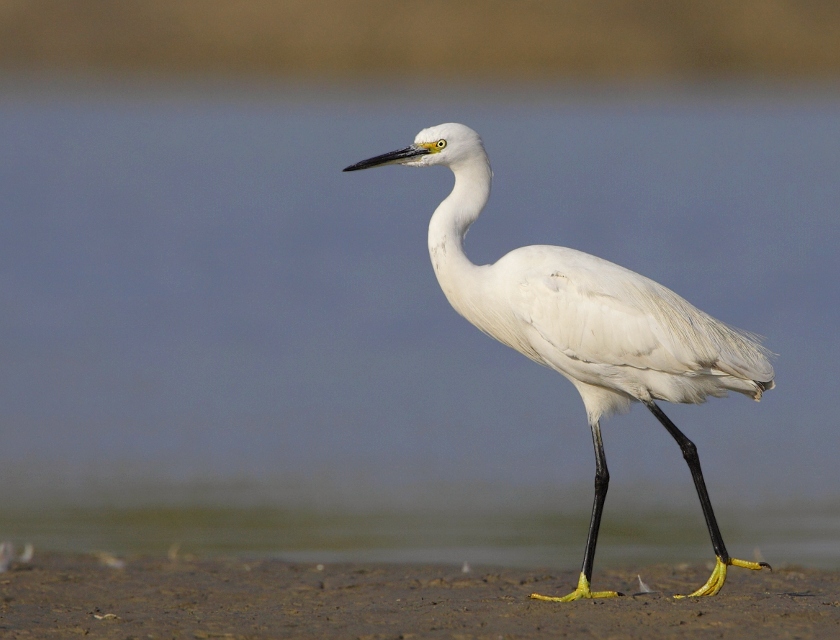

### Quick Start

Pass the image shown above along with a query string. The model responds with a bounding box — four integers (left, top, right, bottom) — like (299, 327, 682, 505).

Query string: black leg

(644, 400, 729, 561)
(581, 420, 609, 582)
(530, 418, 622, 601)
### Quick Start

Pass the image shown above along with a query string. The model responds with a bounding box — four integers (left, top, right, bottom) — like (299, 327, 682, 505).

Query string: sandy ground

(1, 553, 838, 639)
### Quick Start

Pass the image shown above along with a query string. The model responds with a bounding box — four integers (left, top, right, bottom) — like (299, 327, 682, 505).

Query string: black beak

(343, 145, 430, 172)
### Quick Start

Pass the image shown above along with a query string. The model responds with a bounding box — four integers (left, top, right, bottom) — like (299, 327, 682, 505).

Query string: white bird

(343, 123, 774, 601)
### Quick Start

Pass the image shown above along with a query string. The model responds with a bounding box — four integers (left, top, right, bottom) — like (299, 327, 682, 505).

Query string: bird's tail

(753, 379, 775, 400)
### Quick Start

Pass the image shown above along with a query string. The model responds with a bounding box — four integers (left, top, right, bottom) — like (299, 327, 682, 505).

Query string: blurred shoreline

(2, 1, 840, 80)
(2, 498, 839, 569)
(2, 73, 839, 111)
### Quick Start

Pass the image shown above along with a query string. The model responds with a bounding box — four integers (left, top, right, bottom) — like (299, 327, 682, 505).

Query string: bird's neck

(427, 155, 492, 314)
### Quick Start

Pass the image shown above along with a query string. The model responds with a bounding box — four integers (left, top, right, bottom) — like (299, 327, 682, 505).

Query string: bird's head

(343, 123, 485, 172)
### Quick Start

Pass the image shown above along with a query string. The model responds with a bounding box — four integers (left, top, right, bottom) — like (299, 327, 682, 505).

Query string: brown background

(2, 0, 840, 80)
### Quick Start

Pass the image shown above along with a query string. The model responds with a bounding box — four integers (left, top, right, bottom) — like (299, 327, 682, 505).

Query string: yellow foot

(530, 572, 623, 602)
(675, 556, 771, 598)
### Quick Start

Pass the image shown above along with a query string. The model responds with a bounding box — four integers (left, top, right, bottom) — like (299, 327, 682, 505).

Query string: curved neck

(427, 153, 492, 312)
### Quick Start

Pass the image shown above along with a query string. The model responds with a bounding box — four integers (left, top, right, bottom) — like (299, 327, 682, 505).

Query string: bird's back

(461, 245, 774, 417)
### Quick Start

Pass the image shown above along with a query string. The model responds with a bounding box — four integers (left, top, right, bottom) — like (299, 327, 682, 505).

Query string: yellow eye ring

(436, 139, 447, 149)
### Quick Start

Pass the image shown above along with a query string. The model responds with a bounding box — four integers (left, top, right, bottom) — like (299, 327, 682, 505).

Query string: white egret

(343, 123, 774, 601)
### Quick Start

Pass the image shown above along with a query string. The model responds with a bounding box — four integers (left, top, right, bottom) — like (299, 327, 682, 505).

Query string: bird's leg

(645, 401, 770, 598)
(531, 420, 622, 602)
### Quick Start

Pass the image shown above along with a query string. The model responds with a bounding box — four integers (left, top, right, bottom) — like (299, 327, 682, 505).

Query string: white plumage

(344, 122, 774, 600)
(410, 123, 773, 422)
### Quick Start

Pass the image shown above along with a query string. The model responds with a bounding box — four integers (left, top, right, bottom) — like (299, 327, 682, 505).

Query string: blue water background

(0, 79, 838, 567)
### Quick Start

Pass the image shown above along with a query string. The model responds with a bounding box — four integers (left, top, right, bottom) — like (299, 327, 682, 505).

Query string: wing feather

(502, 247, 774, 384)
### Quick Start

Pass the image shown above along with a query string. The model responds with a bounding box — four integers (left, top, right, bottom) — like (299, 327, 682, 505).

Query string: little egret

(343, 123, 774, 601)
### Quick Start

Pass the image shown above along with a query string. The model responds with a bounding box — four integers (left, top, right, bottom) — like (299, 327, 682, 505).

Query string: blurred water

(2, 501, 839, 569)
(1, 79, 839, 566)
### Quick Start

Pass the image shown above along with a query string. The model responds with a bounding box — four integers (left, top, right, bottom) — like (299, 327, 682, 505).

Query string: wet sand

(1, 553, 838, 638)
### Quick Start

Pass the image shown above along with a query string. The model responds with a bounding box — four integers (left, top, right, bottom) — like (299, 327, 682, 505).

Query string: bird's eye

(436, 139, 447, 149)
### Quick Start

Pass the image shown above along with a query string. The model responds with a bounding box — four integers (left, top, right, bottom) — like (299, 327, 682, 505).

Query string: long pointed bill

(343, 145, 430, 172)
